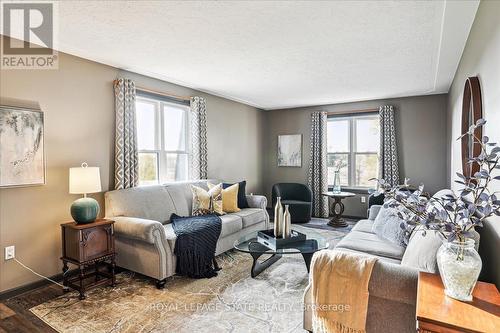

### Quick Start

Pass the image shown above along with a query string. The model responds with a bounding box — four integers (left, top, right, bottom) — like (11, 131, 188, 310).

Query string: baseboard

(0, 266, 126, 300)
(0, 269, 73, 300)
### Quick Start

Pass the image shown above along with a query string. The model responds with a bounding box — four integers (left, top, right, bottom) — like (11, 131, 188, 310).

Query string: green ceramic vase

(71, 197, 99, 224)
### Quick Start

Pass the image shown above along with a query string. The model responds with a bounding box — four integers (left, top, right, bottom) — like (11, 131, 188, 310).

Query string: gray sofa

(105, 180, 269, 288)
(303, 204, 418, 332)
(304, 199, 500, 333)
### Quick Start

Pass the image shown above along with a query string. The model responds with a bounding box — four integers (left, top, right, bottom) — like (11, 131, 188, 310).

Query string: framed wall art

(277, 134, 302, 167)
(0, 105, 45, 187)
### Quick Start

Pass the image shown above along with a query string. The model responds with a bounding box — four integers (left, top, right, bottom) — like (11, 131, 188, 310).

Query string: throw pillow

(401, 228, 443, 273)
(191, 184, 224, 216)
(223, 181, 249, 208)
(209, 182, 240, 213)
(372, 206, 411, 246)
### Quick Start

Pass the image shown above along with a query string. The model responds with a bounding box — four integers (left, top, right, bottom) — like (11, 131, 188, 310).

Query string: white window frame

(136, 95, 191, 185)
(327, 113, 379, 189)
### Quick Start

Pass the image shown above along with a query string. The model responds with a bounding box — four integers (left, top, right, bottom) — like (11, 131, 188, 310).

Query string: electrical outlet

(361, 196, 366, 203)
(5, 246, 15, 260)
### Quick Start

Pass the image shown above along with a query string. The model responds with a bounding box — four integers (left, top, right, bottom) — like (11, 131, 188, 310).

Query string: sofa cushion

(219, 214, 243, 236)
(351, 219, 375, 234)
(335, 248, 402, 265)
(105, 185, 177, 223)
(336, 231, 406, 260)
(231, 208, 266, 228)
(401, 228, 442, 273)
(164, 214, 243, 251)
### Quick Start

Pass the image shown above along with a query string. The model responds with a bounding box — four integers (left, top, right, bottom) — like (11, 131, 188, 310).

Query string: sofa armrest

(368, 204, 382, 220)
(369, 260, 419, 305)
(246, 194, 267, 210)
(246, 195, 270, 229)
(111, 216, 166, 245)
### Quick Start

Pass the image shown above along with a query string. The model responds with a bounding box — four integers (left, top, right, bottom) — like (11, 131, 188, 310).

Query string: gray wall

(263, 94, 448, 217)
(446, 0, 500, 287)
(0, 36, 264, 292)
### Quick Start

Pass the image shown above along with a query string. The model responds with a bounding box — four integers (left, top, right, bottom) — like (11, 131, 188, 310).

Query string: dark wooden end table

(322, 191, 356, 227)
(60, 219, 116, 300)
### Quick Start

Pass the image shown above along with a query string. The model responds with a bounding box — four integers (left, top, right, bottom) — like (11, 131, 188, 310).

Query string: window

(327, 114, 380, 188)
(136, 95, 190, 185)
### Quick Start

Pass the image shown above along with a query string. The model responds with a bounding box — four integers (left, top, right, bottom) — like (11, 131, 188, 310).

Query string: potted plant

(373, 119, 500, 301)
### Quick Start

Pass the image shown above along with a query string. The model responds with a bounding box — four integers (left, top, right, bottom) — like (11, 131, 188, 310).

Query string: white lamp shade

(69, 166, 102, 194)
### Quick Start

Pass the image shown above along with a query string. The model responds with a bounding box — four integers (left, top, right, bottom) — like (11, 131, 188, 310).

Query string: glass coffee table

(234, 228, 329, 277)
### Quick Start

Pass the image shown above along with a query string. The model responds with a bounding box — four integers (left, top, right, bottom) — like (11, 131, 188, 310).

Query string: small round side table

(322, 191, 356, 227)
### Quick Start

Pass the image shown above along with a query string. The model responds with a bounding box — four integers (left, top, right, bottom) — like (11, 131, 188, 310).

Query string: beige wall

(446, 0, 500, 286)
(0, 37, 264, 292)
(263, 94, 448, 217)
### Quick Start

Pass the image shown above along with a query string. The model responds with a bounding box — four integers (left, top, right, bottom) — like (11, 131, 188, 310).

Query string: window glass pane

(139, 152, 158, 185)
(163, 104, 187, 151)
(327, 154, 349, 186)
(165, 153, 189, 182)
(136, 100, 156, 150)
(327, 119, 349, 153)
(355, 154, 378, 187)
(356, 117, 379, 152)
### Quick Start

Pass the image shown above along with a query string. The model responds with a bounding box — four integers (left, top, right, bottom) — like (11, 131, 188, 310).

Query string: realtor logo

(1, 2, 58, 69)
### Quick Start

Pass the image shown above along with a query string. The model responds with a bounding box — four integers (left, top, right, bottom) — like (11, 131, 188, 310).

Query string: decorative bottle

(283, 205, 291, 238)
(274, 197, 283, 238)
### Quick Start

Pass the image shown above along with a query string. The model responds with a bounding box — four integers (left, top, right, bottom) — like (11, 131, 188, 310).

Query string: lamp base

(71, 197, 99, 224)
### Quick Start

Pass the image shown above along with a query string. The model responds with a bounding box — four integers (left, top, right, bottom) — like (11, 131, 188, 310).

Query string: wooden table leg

(328, 197, 348, 227)
(79, 265, 86, 300)
(110, 256, 116, 287)
(62, 260, 69, 292)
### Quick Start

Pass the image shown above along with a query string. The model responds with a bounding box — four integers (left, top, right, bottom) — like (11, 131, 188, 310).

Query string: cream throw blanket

(310, 250, 377, 333)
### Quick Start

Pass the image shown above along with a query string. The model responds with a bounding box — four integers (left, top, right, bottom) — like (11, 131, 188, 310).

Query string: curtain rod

(136, 86, 192, 102)
(113, 80, 192, 102)
(326, 107, 379, 116)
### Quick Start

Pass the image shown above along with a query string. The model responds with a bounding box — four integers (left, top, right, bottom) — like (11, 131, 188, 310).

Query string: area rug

(30, 225, 352, 333)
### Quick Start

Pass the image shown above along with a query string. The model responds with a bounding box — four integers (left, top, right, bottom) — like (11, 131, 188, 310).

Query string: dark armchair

(272, 183, 312, 223)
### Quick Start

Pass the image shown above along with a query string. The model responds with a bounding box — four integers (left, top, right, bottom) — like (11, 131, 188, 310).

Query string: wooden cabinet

(416, 272, 500, 333)
(60, 219, 116, 300)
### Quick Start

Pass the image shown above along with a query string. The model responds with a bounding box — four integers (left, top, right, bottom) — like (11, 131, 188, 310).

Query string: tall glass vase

(436, 239, 482, 302)
(332, 170, 341, 194)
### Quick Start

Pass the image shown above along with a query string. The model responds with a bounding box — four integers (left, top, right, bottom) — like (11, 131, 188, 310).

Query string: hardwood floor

(0, 284, 60, 333)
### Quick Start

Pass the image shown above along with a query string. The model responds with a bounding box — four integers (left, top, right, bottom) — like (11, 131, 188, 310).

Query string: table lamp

(69, 162, 102, 224)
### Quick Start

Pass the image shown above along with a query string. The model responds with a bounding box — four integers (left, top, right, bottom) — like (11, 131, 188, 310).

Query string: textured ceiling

(2, 1, 479, 109)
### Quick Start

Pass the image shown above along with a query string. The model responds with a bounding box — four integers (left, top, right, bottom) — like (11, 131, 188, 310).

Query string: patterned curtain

(308, 112, 329, 218)
(379, 105, 400, 186)
(114, 78, 139, 190)
(190, 96, 208, 179)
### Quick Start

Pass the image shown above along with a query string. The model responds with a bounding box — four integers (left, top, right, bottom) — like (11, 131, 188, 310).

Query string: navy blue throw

(170, 213, 222, 278)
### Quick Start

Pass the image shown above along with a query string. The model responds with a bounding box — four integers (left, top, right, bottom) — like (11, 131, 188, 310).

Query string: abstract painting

(0, 106, 45, 187)
(278, 134, 302, 167)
